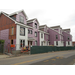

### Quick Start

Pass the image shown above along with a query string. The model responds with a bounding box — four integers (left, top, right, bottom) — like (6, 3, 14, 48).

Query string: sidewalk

(0, 53, 29, 59)
(0, 54, 10, 59)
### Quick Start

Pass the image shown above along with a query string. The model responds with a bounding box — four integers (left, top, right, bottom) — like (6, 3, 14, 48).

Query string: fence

(0, 44, 4, 53)
(30, 46, 75, 54)
(0, 44, 29, 54)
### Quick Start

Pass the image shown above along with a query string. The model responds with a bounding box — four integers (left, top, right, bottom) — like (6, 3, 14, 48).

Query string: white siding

(66, 41, 72, 46)
(16, 25, 28, 50)
(40, 32, 44, 46)
(54, 41, 64, 47)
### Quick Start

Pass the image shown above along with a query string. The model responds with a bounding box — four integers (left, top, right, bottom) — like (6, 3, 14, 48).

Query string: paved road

(0, 50, 75, 65)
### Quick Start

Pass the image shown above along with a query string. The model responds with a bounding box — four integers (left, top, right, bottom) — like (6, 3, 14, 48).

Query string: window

(11, 40, 13, 44)
(56, 41, 58, 45)
(41, 33, 43, 38)
(28, 30, 30, 34)
(41, 41, 43, 46)
(30, 30, 32, 34)
(68, 37, 69, 40)
(47, 41, 48, 45)
(11, 27, 14, 35)
(68, 41, 70, 45)
(35, 23, 37, 28)
(23, 40, 25, 47)
(20, 15, 24, 23)
(46, 35, 48, 39)
(20, 27, 25, 36)
(45, 29, 47, 32)
(28, 30, 33, 34)
(35, 41, 37, 46)
(56, 35, 58, 39)
(20, 40, 22, 47)
(35, 32, 37, 37)
(20, 40, 25, 48)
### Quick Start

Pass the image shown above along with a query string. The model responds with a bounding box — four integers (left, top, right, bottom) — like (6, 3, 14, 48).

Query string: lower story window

(35, 41, 37, 46)
(20, 40, 25, 48)
(41, 41, 43, 46)
(68, 41, 70, 45)
(56, 41, 58, 45)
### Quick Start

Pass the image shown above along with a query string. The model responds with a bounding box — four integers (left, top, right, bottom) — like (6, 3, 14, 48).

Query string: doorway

(28, 41, 32, 47)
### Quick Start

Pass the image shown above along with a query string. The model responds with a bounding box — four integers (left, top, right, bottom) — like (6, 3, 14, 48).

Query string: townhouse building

(0, 10, 72, 52)
(50, 26, 72, 46)
(62, 29, 72, 46)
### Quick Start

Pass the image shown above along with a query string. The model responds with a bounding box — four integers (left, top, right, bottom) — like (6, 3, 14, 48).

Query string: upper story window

(11, 27, 14, 35)
(28, 30, 30, 34)
(20, 27, 25, 36)
(45, 28, 47, 32)
(20, 15, 24, 23)
(46, 35, 48, 39)
(28, 30, 33, 34)
(68, 37, 70, 40)
(41, 33, 43, 38)
(56, 35, 58, 39)
(35, 32, 37, 37)
(35, 23, 37, 28)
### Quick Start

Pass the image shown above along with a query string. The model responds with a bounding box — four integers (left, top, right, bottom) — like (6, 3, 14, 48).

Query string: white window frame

(35, 32, 37, 37)
(46, 35, 48, 39)
(20, 39, 25, 48)
(35, 41, 37, 46)
(20, 15, 24, 23)
(56, 41, 58, 45)
(41, 41, 43, 46)
(35, 23, 37, 28)
(41, 33, 43, 38)
(20, 27, 25, 36)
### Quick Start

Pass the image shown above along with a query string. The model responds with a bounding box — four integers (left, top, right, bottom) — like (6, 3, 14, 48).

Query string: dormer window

(35, 23, 37, 28)
(20, 15, 24, 23)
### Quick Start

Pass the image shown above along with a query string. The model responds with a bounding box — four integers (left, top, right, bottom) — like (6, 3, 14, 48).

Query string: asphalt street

(0, 50, 75, 65)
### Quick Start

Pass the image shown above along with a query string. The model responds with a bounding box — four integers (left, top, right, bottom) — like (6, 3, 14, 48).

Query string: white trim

(39, 27, 44, 29)
(16, 25, 28, 50)
(38, 30, 49, 35)
(54, 41, 64, 46)
(50, 25, 62, 29)
(15, 22, 33, 29)
(27, 21, 34, 23)
(49, 27, 60, 34)
(27, 18, 40, 25)
(40, 32, 44, 46)
(9, 10, 28, 19)
(62, 30, 72, 36)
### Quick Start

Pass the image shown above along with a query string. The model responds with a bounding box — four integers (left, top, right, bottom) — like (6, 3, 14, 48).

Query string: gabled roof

(9, 10, 28, 20)
(27, 18, 40, 25)
(39, 25, 48, 29)
(0, 11, 16, 23)
(63, 29, 70, 31)
(0, 11, 33, 29)
(50, 25, 61, 28)
(39, 24, 47, 27)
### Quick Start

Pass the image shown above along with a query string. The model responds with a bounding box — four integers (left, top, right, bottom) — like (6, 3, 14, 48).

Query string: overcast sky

(0, 0, 75, 41)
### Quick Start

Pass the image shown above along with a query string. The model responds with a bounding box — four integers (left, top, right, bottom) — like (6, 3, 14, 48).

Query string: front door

(28, 41, 32, 47)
